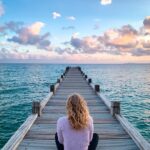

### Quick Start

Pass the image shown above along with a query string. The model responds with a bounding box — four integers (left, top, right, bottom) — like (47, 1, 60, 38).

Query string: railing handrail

(2, 114, 38, 150)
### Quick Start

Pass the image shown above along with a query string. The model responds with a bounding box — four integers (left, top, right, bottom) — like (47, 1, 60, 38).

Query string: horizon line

(0, 62, 150, 65)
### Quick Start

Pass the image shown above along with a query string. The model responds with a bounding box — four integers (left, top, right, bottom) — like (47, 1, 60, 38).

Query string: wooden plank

(18, 139, 55, 147)
(18, 139, 139, 150)
(49, 97, 101, 101)
(24, 123, 130, 140)
(17, 139, 56, 150)
(35, 119, 118, 124)
(46, 101, 105, 106)
(35, 118, 117, 125)
(24, 134, 130, 140)
(56, 90, 95, 93)
(97, 139, 139, 150)
(40, 113, 115, 119)
(42, 108, 109, 114)
(52, 95, 100, 100)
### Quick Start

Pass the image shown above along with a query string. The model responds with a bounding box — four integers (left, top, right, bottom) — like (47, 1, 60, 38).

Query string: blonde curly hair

(66, 93, 90, 130)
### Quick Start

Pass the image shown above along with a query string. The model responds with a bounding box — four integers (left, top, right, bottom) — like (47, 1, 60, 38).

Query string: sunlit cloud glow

(28, 22, 45, 35)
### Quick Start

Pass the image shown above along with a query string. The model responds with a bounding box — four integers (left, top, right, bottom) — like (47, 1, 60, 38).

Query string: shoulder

(57, 116, 68, 124)
(89, 115, 93, 122)
(88, 116, 94, 126)
(57, 116, 68, 130)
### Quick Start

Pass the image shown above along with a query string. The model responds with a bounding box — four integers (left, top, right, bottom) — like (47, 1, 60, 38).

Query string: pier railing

(2, 66, 150, 150)
(2, 68, 68, 150)
(83, 72, 150, 150)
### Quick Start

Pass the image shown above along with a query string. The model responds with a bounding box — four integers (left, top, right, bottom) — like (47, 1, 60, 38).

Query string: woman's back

(57, 116, 93, 150)
(55, 93, 98, 150)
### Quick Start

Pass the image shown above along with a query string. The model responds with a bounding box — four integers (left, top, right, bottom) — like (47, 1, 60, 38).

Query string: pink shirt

(56, 116, 94, 150)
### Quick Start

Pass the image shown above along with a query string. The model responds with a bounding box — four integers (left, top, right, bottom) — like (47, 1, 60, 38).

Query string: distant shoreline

(0, 62, 150, 65)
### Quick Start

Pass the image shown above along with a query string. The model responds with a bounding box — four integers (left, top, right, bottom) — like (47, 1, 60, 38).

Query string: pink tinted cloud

(7, 22, 51, 50)
(1, 17, 150, 63)
(68, 18, 150, 56)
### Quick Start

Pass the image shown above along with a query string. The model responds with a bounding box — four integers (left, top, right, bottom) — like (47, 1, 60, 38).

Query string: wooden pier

(2, 67, 150, 150)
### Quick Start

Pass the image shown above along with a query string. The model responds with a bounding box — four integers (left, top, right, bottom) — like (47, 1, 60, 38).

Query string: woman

(55, 93, 99, 150)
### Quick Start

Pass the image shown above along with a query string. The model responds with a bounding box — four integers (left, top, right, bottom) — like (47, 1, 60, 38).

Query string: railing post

(32, 101, 41, 116)
(66, 66, 70, 72)
(85, 75, 88, 79)
(57, 79, 60, 83)
(78, 67, 81, 71)
(50, 84, 55, 94)
(111, 101, 120, 116)
(64, 66, 70, 76)
(95, 85, 100, 92)
(88, 78, 92, 84)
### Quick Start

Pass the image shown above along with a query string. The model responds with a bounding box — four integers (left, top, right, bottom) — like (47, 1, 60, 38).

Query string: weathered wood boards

(3, 67, 150, 150)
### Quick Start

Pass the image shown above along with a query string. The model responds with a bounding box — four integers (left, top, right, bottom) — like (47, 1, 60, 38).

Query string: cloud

(62, 26, 75, 30)
(27, 22, 45, 35)
(70, 36, 120, 55)
(131, 48, 150, 56)
(67, 16, 76, 21)
(55, 47, 78, 55)
(0, 21, 23, 33)
(71, 37, 83, 49)
(143, 16, 150, 34)
(52, 19, 150, 57)
(0, 47, 25, 60)
(105, 25, 138, 50)
(1, 45, 149, 64)
(64, 18, 150, 56)
(100, 0, 112, 5)
(0, 46, 73, 63)
(118, 25, 138, 35)
(52, 12, 61, 19)
(7, 22, 51, 50)
(142, 40, 150, 48)
(143, 16, 150, 29)
(0, 1, 4, 16)
(1, 17, 150, 61)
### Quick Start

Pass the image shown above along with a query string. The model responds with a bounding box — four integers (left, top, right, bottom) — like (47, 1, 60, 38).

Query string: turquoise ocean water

(0, 64, 150, 148)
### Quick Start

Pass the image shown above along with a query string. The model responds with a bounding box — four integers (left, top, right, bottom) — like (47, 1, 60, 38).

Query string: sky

(0, 0, 150, 63)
